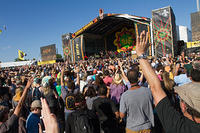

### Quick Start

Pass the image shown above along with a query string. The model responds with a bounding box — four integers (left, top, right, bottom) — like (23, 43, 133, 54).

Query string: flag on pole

(3, 25, 6, 30)
(18, 50, 26, 60)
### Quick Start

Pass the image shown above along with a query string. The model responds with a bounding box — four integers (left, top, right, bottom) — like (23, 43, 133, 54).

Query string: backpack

(65, 90, 75, 110)
(73, 110, 95, 133)
(32, 87, 42, 101)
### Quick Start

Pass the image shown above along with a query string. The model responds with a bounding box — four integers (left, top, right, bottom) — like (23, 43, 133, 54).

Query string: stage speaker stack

(152, 6, 177, 57)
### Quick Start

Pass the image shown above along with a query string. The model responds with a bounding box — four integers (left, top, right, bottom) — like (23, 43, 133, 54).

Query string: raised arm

(74, 66, 80, 87)
(60, 66, 67, 100)
(40, 98, 59, 133)
(61, 66, 64, 87)
(118, 60, 129, 83)
(136, 31, 166, 106)
(138, 72, 144, 83)
(80, 63, 87, 74)
(14, 77, 34, 116)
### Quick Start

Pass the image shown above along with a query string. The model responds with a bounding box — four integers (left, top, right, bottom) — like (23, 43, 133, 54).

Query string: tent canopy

(72, 14, 150, 38)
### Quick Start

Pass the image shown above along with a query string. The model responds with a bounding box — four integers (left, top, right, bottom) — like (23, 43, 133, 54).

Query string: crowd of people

(0, 31, 200, 133)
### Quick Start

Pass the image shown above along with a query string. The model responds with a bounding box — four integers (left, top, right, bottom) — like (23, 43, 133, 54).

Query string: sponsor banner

(152, 6, 176, 57)
(40, 44, 56, 61)
(37, 60, 56, 65)
(187, 41, 200, 48)
(72, 35, 85, 62)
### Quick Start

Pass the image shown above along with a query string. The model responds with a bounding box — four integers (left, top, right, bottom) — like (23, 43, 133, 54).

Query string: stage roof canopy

(72, 14, 151, 38)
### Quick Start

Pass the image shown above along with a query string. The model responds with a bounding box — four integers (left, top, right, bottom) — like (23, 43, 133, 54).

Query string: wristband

(137, 54, 147, 60)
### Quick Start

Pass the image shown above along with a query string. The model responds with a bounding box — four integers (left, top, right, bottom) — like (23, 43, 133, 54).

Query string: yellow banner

(187, 41, 200, 48)
(37, 60, 56, 65)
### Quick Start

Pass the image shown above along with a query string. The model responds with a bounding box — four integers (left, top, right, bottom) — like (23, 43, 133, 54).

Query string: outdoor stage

(62, 13, 152, 62)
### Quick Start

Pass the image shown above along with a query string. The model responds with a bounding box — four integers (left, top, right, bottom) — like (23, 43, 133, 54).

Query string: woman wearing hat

(110, 73, 126, 107)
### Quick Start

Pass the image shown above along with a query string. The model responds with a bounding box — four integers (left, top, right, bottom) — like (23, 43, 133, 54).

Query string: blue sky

(0, 0, 197, 62)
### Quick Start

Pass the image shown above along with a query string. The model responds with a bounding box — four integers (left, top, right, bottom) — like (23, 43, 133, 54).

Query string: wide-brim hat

(31, 100, 42, 109)
(175, 82, 200, 113)
(113, 74, 122, 84)
(42, 76, 51, 87)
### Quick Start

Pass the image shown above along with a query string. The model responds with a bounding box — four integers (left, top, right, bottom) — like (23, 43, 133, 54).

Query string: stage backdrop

(152, 6, 177, 57)
(114, 27, 136, 52)
(135, 23, 151, 55)
(62, 33, 72, 60)
(40, 44, 56, 61)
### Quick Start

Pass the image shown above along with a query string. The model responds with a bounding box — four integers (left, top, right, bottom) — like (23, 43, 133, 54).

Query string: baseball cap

(93, 69, 97, 74)
(41, 76, 51, 87)
(175, 82, 200, 113)
(31, 100, 42, 109)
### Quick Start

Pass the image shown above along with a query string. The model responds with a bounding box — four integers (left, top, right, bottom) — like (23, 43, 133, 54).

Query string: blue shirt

(174, 74, 191, 86)
(26, 112, 40, 133)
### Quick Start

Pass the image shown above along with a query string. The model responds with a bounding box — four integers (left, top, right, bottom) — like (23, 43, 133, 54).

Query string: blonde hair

(171, 64, 176, 78)
(41, 86, 52, 96)
(13, 88, 23, 102)
(162, 71, 175, 91)
(112, 73, 123, 85)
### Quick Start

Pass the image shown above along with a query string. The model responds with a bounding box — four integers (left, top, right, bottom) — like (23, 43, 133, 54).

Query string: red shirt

(103, 76, 113, 86)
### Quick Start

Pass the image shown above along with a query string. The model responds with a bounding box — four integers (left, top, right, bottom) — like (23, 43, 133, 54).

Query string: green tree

(56, 54, 62, 59)
(15, 58, 22, 62)
(14, 58, 28, 62)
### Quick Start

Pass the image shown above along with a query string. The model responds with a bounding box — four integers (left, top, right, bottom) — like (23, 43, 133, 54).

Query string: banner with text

(72, 35, 85, 62)
(187, 41, 200, 48)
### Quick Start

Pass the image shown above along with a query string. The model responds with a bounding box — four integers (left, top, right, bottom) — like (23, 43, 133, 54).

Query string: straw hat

(113, 74, 122, 84)
(31, 100, 42, 109)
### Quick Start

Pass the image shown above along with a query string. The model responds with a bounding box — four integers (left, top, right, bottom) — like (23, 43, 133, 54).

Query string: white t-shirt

(79, 80, 87, 93)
